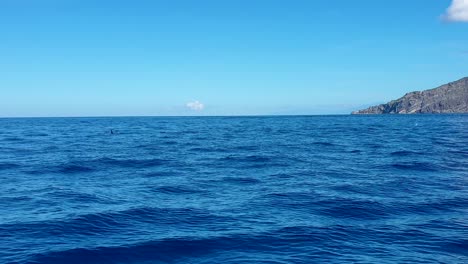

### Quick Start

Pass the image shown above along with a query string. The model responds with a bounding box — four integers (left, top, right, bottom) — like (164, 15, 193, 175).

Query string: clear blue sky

(1, 0, 467, 117)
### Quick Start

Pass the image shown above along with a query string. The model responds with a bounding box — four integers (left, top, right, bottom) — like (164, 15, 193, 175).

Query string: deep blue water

(0, 115, 467, 264)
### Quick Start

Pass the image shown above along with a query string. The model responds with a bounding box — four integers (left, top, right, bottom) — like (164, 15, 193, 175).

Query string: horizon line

(0, 114, 354, 119)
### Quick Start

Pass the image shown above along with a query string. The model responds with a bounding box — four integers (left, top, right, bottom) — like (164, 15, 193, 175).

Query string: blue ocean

(1, 115, 467, 264)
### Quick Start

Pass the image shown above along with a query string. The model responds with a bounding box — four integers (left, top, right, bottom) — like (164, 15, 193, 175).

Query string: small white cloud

(445, 0, 468, 22)
(186, 100, 204, 111)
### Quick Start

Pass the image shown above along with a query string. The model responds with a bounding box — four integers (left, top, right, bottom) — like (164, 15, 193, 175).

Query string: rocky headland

(352, 77, 468, 114)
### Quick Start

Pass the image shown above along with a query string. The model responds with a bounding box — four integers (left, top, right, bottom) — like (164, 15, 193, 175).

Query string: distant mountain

(352, 77, 468, 114)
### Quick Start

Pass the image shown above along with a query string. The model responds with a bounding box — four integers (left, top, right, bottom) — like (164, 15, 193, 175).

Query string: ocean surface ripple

(0, 115, 467, 263)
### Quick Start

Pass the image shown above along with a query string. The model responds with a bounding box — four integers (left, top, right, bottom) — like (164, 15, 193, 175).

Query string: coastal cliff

(352, 77, 468, 114)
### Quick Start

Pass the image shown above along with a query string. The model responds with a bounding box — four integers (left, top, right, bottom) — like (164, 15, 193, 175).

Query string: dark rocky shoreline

(353, 77, 468, 114)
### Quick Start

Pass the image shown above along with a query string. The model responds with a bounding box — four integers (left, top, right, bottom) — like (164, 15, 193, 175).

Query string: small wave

(48, 189, 109, 203)
(26, 228, 346, 264)
(220, 155, 271, 163)
(26, 163, 96, 175)
(221, 177, 261, 185)
(369, 144, 384, 149)
(153, 185, 203, 194)
(436, 239, 468, 256)
(331, 184, 372, 195)
(25, 157, 170, 175)
(188, 147, 227, 153)
(142, 171, 177, 178)
(0, 211, 124, 238)
(320, 200, 389, 220)
(390, 150, 424, 156)
(1, 207, 228, 239)
(3, 136, 24, 142)
(396, 197, 468, 215)
(15, 215, 468, 264)
(161, 140, 179, 145)
(96, 157, 169, 169)
(23, 132, 49, 137)
(58, 164, 95, 174)
(259, 191, 321, 209)
(217, 155, 288, 169)
(232, 145, 259, 151)
(311, 141, 335, 147)
(268, 172, 294, 179)
(391, 162, 440, 172)
(415, 218, 468, 228)
(0, 162, 20, 171)
(28, 236, 230, 264)
(447, 150, 468, 155)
